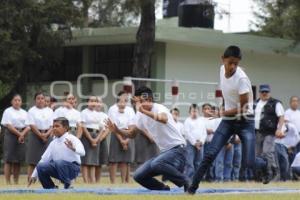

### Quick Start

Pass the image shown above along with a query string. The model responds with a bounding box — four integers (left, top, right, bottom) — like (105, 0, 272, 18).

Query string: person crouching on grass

(28, 117, 85, 189)
(105, 86, 190, 191)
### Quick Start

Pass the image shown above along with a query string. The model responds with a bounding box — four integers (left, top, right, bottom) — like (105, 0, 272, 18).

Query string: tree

(132, 0, 156, 88)
(254, 0, 300, 43)
(0, 0, 82, 110)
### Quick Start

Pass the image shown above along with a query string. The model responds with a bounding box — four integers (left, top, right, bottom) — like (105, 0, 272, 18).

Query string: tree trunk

(132, 0, 156, 89)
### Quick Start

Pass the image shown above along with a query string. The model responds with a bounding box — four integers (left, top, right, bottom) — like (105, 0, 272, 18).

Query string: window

(94, 44, 134, 79)
(27, 47, 82, 82)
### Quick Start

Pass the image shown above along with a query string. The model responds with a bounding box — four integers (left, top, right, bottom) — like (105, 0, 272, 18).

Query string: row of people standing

(170, 85, 300, 183)
(0, 91, 159, 185)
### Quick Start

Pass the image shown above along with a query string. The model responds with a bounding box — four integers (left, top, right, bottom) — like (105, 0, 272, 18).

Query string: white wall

(164, 42, 300, 116)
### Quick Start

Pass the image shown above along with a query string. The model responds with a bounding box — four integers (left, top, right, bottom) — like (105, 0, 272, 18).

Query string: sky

(157, 0, 257, 33)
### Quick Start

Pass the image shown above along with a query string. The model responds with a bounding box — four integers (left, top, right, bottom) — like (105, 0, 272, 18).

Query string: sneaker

(162, 184, 170, 191)
(262, 164, 277, 184)
(183, 181, 190, 192)
(186, 185, 197, 195)
(64, 182, 72, 189)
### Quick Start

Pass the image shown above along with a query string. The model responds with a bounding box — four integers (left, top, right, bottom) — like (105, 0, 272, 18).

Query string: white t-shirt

(254, 100, 285, 130)
(108, 104, 135, 129)
(26, 106, 54, 130)
(174, 121, 185, 138)
(54, 107, 81, 128)
(201, 116, 215, 142)
(132, 103, 186, 152)
(31, 132, 85, 178)
(275, 123, 300, 148)
(1, 107, 28, 129)
(184, 117, 207, 145)
(81, 108, 108, 130)
(213, 117, 222, 132)
(285, 108, 300, 132)
(291, 152, 300, 167)
(220, 65, 253, 115)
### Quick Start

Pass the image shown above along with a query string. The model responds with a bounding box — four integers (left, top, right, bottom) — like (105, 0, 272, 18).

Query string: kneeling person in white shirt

(106, 86, 189, 191)
(28, 117, 85, 189)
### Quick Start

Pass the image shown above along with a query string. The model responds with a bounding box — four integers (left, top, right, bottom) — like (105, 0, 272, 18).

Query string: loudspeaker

(178, 4, 214, 28)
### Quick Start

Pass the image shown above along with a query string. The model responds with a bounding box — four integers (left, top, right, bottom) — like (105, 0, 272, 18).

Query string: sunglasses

(260, 91, 270, 94)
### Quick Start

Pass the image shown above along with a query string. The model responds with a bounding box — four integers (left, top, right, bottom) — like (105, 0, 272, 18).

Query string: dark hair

(53, 117, 69, 130)
(189, 104, 199, 112)
(134, 86, 153, 99)
(50, 96, 58, 103)
(117, 91, 127, 102)
(11, 93, 21, 100)
(223, 45, 242, 59)
(290, 96, 299, 103)
(170, 107, 180, 114)
(34, 91, 45, 100)
(202, 103, 212, 109)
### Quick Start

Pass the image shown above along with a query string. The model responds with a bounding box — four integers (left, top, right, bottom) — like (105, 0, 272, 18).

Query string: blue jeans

(215, 145, 234, 181)
(133, 145, 188, 190)
(190, 118, 267, 191)
(36, 160, 80, 189)
(185, 141, 204, 179)
(292, 166, 300, 178)
(204, 142, 215, 181)
(275, 143, 290, 181)
(232, 143, 242, 181)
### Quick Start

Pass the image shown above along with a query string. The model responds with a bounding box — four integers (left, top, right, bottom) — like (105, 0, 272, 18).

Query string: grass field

(0, 175, 299, 200)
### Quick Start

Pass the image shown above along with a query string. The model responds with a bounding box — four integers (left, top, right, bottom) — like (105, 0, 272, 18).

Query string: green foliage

(254, 0, 300, 43)
(89, 0, 140, 27)
(0, 0, 82, 99)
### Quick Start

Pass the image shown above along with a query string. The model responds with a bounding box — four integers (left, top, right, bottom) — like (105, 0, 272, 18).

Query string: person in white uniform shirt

(285, 96, 300, 153)
(54, 93, 82, 137)
(1, 94, 30, 184)
(26, 92, 54, 182)
(275, 122, 300, 181)
(184, 104, 207, 179)
(188, 46, 271, 194)
(28, 117, 85, 189)
(95, 96, 110, 183)
(171, 108, 185, 138)
(108, 91, 135, 184)
(80, 96, 109, 183)
(254, 84, 285, 181)
(106, 86, 190, 191)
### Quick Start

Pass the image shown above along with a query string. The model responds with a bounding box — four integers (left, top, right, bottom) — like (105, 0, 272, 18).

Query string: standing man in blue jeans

(106, 86, 189, 191)
(28, 117, 85, 189)
(187, 46, 270, 194)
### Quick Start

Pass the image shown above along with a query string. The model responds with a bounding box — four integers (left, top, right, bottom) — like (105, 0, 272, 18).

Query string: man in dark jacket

(254, 84, 285, 182)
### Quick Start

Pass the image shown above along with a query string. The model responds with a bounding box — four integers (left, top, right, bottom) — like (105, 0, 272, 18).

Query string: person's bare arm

(222, 93, 249, 117)
(96, 128, 110, 143)
(140, 130, 155, 143)
(82, 127, 96, 144)
(139, 109, 168, 124)
(76, 123, 83, 139)
(105, 119, 138, 138)
(6, 124, 22, 137)
(30, 125, 45, 141)
(133, 96, 168, 124)
(275, 116, 285, 138)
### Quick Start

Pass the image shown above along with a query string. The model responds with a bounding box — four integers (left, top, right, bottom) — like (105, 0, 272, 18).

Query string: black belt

(173, 144, 186, 149)
(87, 128, 99, 134)
(38, 129, 49, 133)
(72, 161, 80, 165)
(16, 127, 25, 132)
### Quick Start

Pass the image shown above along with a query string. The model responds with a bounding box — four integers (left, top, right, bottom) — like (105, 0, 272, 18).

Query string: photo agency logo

(49, 73, 233, 118)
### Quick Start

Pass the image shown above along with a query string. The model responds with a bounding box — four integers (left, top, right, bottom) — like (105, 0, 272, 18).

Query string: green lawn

(0, 175, 299, 200)
(0, 194, 300, 200)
